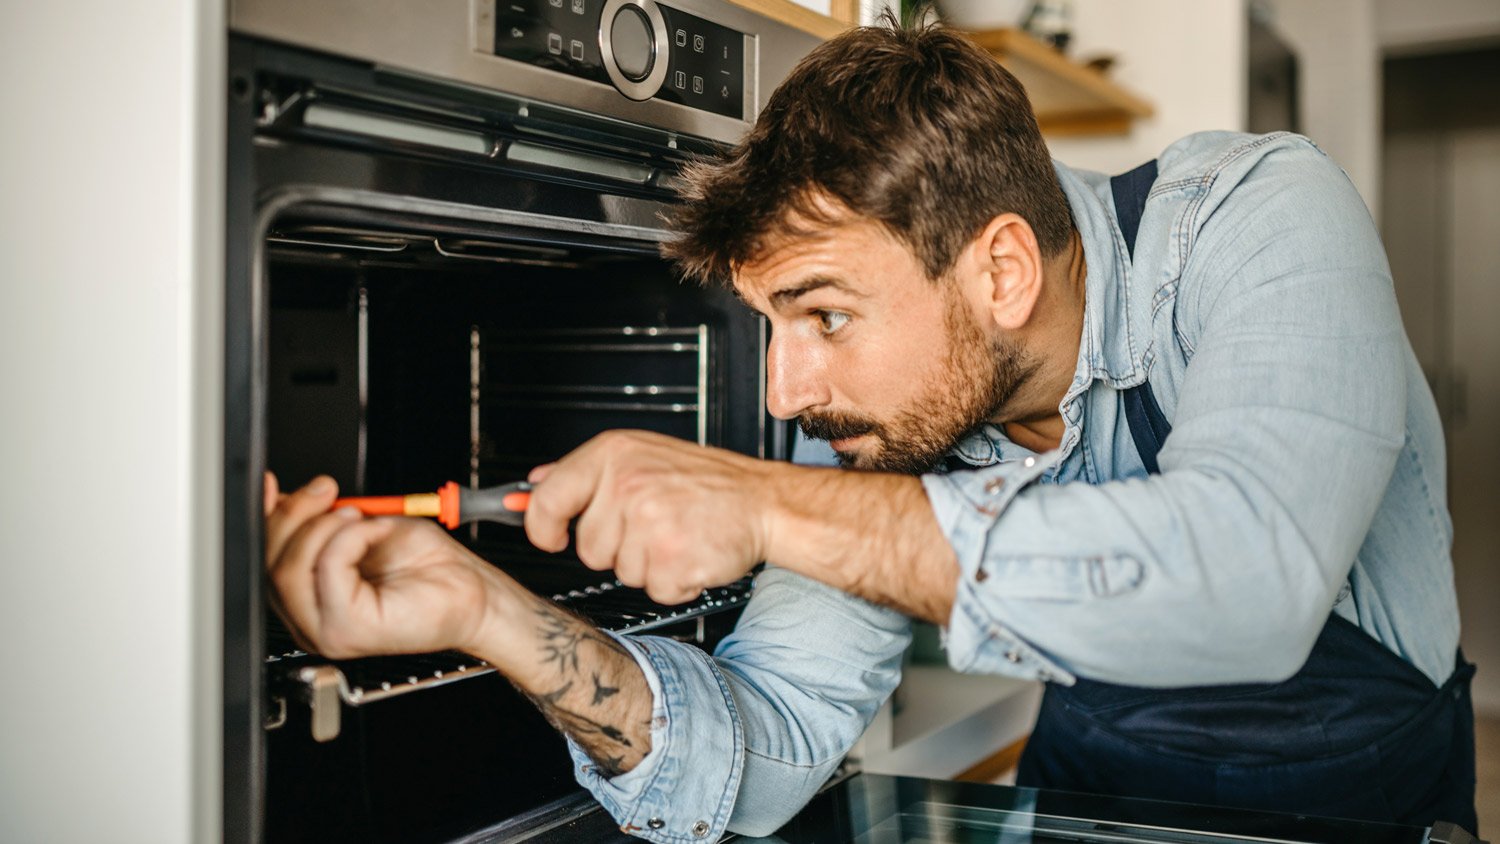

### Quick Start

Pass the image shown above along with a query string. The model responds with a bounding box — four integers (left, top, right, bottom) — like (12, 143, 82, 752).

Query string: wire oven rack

(264, 567, 754, 741)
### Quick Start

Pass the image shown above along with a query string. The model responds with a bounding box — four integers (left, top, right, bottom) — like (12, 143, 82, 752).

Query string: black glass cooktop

(745, 774, 1434, 844)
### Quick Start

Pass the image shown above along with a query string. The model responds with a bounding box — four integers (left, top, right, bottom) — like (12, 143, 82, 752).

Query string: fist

(264, 473, 505, 659)
(524, 431, 777, 605)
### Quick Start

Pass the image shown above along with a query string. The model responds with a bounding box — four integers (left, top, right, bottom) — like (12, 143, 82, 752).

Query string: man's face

(734, 214, 1034, 475)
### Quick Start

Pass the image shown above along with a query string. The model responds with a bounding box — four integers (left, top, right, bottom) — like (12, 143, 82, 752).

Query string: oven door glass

(749, 774, 1429, 844)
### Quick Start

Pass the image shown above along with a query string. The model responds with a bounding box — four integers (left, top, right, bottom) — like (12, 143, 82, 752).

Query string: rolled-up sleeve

(931, 138, 1407, 688)
(569, 569, 910, 841)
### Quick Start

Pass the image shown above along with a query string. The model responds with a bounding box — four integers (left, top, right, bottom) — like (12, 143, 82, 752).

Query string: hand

(263, 472, 511, 659)
(524, 430, 777, 605)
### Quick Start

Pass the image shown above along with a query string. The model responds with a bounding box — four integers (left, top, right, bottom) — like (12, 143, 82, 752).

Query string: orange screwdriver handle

(332, 495, 411, 517)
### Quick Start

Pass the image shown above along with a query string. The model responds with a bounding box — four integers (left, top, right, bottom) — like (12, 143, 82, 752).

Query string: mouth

(828, 434, 871, 453)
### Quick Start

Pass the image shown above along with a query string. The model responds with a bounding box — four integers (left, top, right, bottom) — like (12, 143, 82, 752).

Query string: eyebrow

(766, 276, 864, 310)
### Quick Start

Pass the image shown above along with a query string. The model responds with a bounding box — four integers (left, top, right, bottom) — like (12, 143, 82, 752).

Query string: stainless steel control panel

(485, 0, 747, 118)
(231, 0, 820, 145)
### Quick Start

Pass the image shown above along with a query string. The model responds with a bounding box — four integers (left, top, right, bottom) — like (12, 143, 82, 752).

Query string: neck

(1000, 229, 1087, 453)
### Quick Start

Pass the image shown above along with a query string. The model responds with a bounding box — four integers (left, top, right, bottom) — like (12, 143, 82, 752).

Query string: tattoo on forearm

(591, 671, 620, 705)
(517, 602, 646, 777)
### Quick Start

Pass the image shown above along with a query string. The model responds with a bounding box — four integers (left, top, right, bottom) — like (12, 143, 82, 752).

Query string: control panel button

(610, 5, 655, 82)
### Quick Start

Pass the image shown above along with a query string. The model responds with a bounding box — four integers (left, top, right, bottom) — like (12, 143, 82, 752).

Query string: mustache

(798, 412, 881, 442)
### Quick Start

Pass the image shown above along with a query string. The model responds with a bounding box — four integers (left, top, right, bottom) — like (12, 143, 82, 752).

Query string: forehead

(731, 214, 925, 305)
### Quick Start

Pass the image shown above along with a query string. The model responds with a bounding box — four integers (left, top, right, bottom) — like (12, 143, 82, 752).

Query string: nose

(765, 331, 831, 420)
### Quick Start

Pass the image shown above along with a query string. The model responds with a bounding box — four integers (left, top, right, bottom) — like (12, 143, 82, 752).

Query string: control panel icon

(693, 34, 704, 53)
(692, 75, 703, 94)
(570, 0, 585, 14)
(674, 29, 687, 47)
(674, 70, 686, 89)
(547, 32, 562, 54)
(570, 39, 585, 60)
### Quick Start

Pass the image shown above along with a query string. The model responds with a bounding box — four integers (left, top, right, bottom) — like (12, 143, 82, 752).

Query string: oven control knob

(600, 0, 669, 101)
(611, 6, 654, 81)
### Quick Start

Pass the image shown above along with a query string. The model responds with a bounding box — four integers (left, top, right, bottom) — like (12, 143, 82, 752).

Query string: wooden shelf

(966, 28, 1155, 136)
(721, 6, 1154, 136)
(724, 0, 855, 40)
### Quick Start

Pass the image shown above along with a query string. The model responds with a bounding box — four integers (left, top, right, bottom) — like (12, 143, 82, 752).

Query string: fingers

(263, 471, 281, 517)
(573, 485, 625, 572)
(525, 448, 606, 553)
(269, 505, 362, 639)
(265, 475, 339, 568)
(313, 517, 401, 656)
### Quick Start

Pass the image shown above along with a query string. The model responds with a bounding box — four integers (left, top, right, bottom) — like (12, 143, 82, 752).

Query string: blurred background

(1, 0, 1495, 840)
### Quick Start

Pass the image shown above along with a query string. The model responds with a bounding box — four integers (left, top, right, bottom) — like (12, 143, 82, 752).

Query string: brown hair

(663, 13, 1074, 284)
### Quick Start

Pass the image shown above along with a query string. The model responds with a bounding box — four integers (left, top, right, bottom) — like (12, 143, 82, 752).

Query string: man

(265, 18, 1478, 841)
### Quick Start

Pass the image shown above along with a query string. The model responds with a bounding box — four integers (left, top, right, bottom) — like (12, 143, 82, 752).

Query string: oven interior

(260, 209, 767, 842)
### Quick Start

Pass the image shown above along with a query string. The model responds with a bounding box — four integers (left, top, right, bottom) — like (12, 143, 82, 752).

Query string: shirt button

(1005, 649, 1022, 663)
(691, 820, 710, 837)
(984, 477, 1005, 494)
(647, 817, 665, 830)
(1023, 456, 1036, 468)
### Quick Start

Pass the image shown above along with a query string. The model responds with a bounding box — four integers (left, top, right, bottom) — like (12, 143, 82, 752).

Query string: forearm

(762, 463, 958, 624)
(468, 576, 653, 775)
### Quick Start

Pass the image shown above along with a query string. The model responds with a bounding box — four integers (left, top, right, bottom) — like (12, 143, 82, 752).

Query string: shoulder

(1155, 130, 1337, 190)
(1153, 131, 1375, 255)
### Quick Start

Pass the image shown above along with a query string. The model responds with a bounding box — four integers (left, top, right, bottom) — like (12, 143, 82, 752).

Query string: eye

(815, 310, 851, 335)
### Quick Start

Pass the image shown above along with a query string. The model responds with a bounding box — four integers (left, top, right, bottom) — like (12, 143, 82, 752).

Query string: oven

(223, 2, 818, 841)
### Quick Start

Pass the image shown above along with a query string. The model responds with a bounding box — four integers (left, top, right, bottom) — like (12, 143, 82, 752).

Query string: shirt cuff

(923, 453, 1078, 686)
(567, 632, 745, 842)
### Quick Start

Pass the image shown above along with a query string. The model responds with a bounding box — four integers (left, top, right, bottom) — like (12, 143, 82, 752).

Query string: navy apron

(1015, 160, 1480, 833)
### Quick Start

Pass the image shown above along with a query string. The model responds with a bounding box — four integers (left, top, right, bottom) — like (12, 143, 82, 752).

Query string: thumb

(263, 471, 281, 517)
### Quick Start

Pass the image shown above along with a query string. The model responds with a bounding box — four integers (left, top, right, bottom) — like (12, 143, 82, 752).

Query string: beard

(799, 291, 1036, 476)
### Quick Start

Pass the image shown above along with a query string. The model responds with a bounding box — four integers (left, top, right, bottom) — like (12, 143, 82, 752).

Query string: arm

(575, 566, 911, 839)
(266, 473, 910, 841)
(522, 431, 959, 623)
(263, 475, 654, 775)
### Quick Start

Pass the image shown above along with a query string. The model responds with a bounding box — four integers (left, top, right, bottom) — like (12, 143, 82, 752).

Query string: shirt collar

(1052, 160, 1150, 392)
(944, 162, 1151, 471)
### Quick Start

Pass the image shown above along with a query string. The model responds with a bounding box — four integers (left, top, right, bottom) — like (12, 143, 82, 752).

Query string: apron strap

(1110, 160, 1170, 473)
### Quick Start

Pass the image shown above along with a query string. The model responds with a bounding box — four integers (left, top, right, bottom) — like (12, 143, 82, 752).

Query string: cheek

(836, 320, 952, 409)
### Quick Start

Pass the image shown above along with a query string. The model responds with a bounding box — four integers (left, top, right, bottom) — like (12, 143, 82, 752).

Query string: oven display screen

(492, 0, 746, 120)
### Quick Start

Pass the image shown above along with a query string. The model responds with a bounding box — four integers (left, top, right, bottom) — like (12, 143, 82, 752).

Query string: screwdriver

(333, 481, 531, 529)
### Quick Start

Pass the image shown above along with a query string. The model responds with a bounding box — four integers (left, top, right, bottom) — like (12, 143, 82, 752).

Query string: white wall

(1378, 0, 1500, 53)
(1263, 0, 1382, 216)
(1044, 0, 1248, 175)
(1044, 0, 1385, 216)
(0, 2, 224, 842)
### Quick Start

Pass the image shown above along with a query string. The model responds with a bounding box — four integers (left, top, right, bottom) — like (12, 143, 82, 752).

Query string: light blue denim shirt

(565, 131, 1460, 841)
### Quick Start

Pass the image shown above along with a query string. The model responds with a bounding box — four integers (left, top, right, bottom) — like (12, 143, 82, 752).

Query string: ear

(964, 213, 1042, 331)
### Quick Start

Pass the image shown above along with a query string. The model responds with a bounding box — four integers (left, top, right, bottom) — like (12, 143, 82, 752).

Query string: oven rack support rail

(265, 578, 753, 741)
